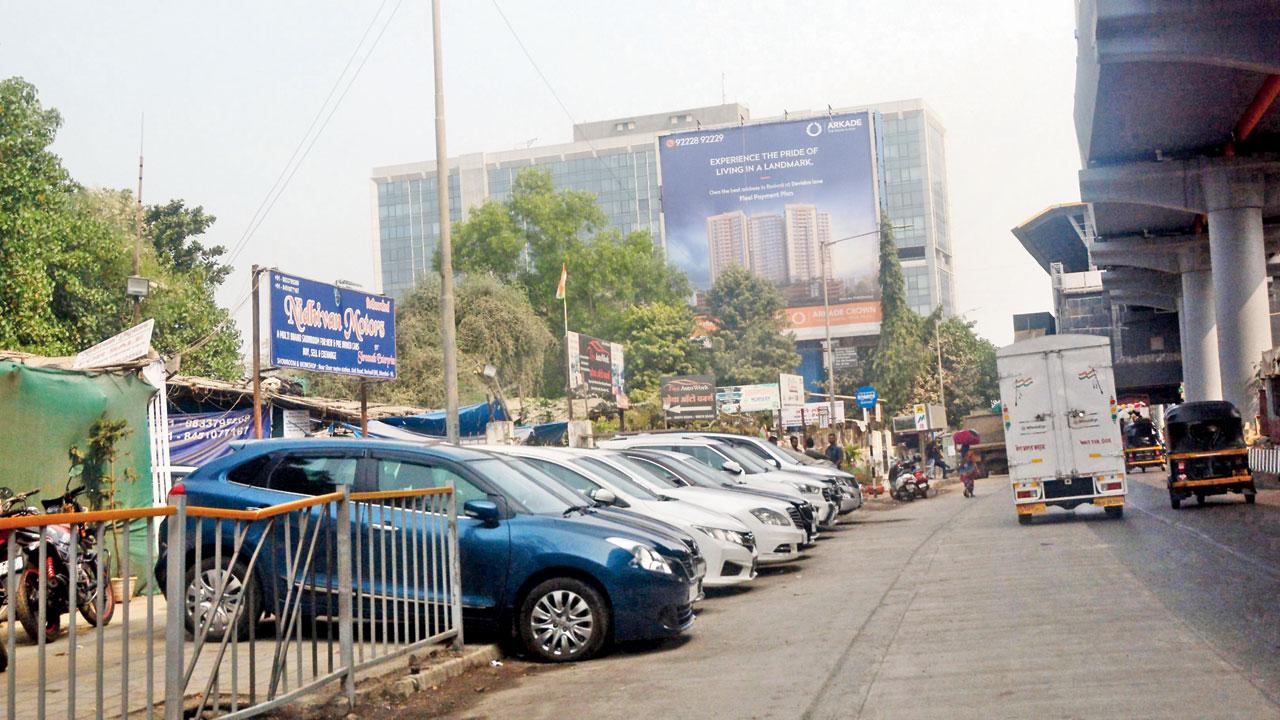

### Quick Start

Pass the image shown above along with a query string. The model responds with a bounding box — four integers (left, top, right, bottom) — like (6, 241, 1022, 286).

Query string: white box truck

(996, 334, 1127, 525)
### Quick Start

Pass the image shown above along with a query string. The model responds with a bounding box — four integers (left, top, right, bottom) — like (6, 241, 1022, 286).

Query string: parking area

(419, 476, 1280, 720)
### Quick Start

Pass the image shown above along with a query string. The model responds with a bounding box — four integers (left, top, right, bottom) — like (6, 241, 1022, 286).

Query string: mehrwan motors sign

(269, 271, 397, 379)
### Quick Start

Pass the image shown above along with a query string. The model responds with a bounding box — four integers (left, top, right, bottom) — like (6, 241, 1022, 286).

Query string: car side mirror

(590, 488, 618, 506)
(721, 460, 744, 475)
(771, 458, 782, 469)
(463, 499, 500, 526)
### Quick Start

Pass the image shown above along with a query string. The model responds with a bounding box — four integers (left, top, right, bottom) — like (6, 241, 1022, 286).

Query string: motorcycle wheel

(14, 568, 61, 644)
(78, 569, 117, 627)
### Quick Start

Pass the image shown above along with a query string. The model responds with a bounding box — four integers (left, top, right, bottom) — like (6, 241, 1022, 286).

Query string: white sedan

(487, 446, 760, 587)
(599, 451, 807, 564)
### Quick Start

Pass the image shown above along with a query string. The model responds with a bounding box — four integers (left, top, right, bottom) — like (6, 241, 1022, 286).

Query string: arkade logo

(805, 121, 823, 137)
(827, 118, 863, 131)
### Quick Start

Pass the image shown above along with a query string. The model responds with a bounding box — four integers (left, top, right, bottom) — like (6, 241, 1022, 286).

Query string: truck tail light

(1015, 489, 1037, 500)
(1102, 481, 1123, 492)
(1177, 461, 1186, 471)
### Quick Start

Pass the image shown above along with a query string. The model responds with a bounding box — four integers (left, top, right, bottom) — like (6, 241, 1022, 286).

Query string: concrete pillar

(1178, 268, 1221, 401)
(1205, 168, 1269, 413)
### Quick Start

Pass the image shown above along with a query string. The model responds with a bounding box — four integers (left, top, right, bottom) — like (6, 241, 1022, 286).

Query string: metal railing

(1248, 446, 1280, 474)
(1, 485, 461, 720)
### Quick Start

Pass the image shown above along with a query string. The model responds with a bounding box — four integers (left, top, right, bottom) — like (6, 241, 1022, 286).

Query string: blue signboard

(855, 385, 879, 409)
(658, 112, 880, 340)
(269, 271, 397, 378)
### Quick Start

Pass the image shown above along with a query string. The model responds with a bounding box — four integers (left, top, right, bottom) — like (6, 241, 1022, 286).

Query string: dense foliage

(618, 302, 709, 402)
(704, 267, 800, 386)
(0, 77, 241, 377)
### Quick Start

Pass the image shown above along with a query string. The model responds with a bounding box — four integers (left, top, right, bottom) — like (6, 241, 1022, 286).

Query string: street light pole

(819, 225, 911, 432)
(935, 316, 946, 421)
(432, 0, 460, 445)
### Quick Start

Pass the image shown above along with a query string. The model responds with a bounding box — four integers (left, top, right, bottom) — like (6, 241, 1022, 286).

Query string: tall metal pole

(564, 296, 574, 421)
(251, 265, 264, 439)
(360, 380, 369, 437)
(432, 0, 460, 445)
(935, 317, 946, 422)
(821, 241, 836, 429)
(133, 115, 144, 324)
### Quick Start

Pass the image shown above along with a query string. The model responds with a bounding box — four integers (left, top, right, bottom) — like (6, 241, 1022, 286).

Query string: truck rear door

(1057, 348, 1123, 478)
(1000, 351, 1065, 482)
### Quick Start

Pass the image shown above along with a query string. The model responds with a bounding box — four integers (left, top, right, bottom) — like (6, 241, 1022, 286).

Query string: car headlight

(693, 525, 750, 546)
(606, 537, 672, 574)
(749, 508, 790, 526)
(799, 483, 824, 494)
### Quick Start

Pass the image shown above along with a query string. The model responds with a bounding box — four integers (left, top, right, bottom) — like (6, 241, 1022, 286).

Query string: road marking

(1128, 503, 1280, 583)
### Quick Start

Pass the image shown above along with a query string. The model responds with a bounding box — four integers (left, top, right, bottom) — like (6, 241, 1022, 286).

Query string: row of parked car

(167, 431, 862, 662)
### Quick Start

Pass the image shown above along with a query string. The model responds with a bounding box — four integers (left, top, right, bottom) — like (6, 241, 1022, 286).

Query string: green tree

(705, 267, 799, 386)
(619, 302, 708, 401)
(145, 200, 228, 285)
(868, 217, 928, 413)
(909, 313, 999, 426)
(308, 275, 555, 407)
(0, 77, 242, 377)
(448, 201, 524, 282)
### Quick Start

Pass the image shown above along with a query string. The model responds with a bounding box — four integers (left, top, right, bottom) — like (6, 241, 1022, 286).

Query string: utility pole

(935, 317, 946, 420)
(432, 0, 460, 445)
(821, 242, 836, 429)
(251, 265, 264, 439)
(132, 115, 144, 324)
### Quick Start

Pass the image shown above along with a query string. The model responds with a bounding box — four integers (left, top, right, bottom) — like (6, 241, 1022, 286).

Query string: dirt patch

(379, 658, 552, 719)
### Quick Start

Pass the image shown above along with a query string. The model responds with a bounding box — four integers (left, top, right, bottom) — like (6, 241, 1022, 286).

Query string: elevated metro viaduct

(1067, 0, 1280, 412)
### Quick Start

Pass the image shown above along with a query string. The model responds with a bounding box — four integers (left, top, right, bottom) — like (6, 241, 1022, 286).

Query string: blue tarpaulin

(523, 421, 568, 446)
(381, 400, 508, 437)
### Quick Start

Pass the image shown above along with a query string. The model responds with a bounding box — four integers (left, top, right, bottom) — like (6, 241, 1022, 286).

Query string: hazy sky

(2, 1, 1080, 348)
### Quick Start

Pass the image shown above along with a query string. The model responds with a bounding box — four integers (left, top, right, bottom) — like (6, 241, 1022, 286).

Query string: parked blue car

(157, 439, 704, 662)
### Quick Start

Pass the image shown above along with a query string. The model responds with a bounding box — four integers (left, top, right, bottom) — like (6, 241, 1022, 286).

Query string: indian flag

(1078, 368, 1097, 381)
(555, 263, 567, 300)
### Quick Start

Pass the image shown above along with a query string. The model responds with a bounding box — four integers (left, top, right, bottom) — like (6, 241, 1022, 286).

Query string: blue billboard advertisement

(658, 112, 880, 339)
(269, 271, 397, 378)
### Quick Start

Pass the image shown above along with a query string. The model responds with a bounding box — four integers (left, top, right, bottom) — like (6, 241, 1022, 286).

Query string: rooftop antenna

(784, 110, 789, 120)
(827, 104, 833, 117)
(739, 114, 744, 127)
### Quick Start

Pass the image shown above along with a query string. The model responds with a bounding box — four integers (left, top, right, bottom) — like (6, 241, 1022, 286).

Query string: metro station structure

(1015, 1, 1280, 414)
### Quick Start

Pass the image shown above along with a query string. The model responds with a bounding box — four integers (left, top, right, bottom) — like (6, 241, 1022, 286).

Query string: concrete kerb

(302, 643, 504, 713)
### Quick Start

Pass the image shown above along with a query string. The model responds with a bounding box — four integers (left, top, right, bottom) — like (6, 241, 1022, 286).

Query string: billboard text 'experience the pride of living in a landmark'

(658, 112, 881, 339)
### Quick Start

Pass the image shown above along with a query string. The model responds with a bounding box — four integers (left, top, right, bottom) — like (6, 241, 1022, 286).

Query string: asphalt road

(440, 474, 1280, 720)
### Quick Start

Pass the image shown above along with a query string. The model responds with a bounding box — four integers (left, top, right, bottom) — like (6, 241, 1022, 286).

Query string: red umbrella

(953, 429, 981, 446)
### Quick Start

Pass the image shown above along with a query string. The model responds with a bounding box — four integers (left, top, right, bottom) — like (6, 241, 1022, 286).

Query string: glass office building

(370, 99, 957, 319)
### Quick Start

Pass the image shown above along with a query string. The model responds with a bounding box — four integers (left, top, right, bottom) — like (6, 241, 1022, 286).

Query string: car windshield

(605, 453, 682, 490)
(572, 456, 663, 500)
(717, 444, 776, 474)
(491, 456, 588, 508)
(464, 458, 574, 516)
(670, 455, 737, 488)
(777, 444, 822, 465)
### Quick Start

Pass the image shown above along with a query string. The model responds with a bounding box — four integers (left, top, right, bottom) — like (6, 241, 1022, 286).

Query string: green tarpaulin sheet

(0, 360, 156, 583)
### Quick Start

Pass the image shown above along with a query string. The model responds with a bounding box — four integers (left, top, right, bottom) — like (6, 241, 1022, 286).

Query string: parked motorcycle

(0, 487, 40, 673)
(13, 483, 116, 643)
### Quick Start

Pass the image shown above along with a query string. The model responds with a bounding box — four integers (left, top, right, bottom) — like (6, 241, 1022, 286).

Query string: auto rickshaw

(1166, 401, 1256, 509)
(1123, 414, 1166, 472)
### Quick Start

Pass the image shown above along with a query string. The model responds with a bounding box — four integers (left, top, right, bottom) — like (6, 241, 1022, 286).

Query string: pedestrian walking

(927, 440, 951, 478)
(824, 433, 845, 468)
(958, 443, 979, 498)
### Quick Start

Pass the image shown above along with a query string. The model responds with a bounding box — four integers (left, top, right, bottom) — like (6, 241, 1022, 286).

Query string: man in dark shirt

(824, 433, 845, 467)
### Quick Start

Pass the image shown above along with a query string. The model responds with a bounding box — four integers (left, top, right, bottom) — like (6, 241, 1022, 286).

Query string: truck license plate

(1016, 503, 1046, 515)
(1094, 496, 1124, 507)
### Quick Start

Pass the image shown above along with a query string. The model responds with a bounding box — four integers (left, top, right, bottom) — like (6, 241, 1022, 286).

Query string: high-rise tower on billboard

(659, 112, 881, 339)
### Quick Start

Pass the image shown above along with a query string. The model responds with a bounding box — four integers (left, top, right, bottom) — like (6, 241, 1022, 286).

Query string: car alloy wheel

(519, 577, 608, 663)
(530, 589, 594, 657)
(188, 567, 244, 637)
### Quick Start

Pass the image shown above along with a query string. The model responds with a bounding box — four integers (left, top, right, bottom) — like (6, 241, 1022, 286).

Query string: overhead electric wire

(488, 0, 628, 190)
(173, 1, 404, 360)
